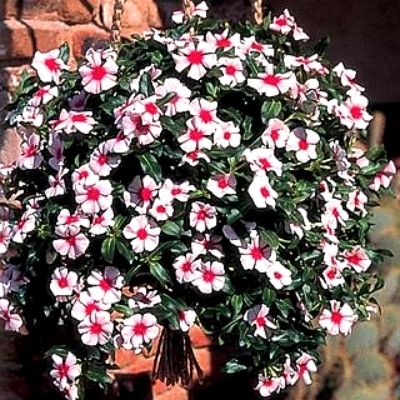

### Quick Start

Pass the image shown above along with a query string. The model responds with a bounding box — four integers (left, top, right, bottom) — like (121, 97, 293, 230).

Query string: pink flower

(248, 175, 278, 209)
(29, 85, 59, 106)
(48, 133, 65, 170)
(71, 291, 110, 321)
(79, 49, 118, 94)
(122, 112, 162, 146)
(75, 179, 113, 214)
(244, 304, 277, 338)
(261, 119, 290, 149)
(45, 167, 69, 198)
(17, 133, 43, 170)
(337, 94, 373, 130)
(31, 49, 67, 84)
(205, 29, 241, 52)
(87, 266, 124, 304)
(50, 352, 81, 389)
(284, 54, 324, 73)
(123, 215, 160, 253)
(57, 209, 90, 230)
(321, 263, 345, 289)
(53, 109, 97, 134)
(180, 149, 210, 166)
(171, 1, 208, 23)
(134, 96, 162, 124)
(256, 375, 284, 397)
(239, 233, 274, 272)
(156, 78, 191, 116)
(173, 253, 200, 283)
(17, 105, 44, 127)
(123, 175, 159, 213)
(11, 210, 37, 243)
(270, 9, 295, 35)
(192, 261, 226, 294)
(158, 179, 195, 203)
(213, 121, 241, 148)
(89, 142, 121, 177)
(0, 299, 23, 332)
(369, 161, 396, 191)
(173, 41, 217, 80)
(344, 246, 371, 273)
(333, 62, 365, 93)
(78, 311, 114, 346)
(346, 190, 368, 216)
(120, 313, 159, 350)
(206, 174, 236, 198)
(0, 221, 11, 254)
(319, 300, 357, 336)
(190, 98, 219, 129)
(243, 148, 283, 176)
(149, 199, 174, 222)
(241, 36, 274, 58)
(286, 128, 320, 163)
(266, 262, 292, 289)
(189, 202, 217, 232)
(106, 131, 133, 154)
(50, 267, 78, 298)
(248, 64, 294, 97)
(291, 353, 317, 385)
(128, 287, 161, 309)
(71, 164, 99, 188)
(53, 226, 90, 259)
(218, 57, 245, 87)
(178, 309, 197, 332)
(89, 208, 115, 235)
(323, 198, 349, 230)
(191, 233, 223, 259)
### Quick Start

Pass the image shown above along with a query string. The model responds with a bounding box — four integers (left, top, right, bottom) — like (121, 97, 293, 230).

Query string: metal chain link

(111, 0, 126, 44)
(252, 0, 264, 25)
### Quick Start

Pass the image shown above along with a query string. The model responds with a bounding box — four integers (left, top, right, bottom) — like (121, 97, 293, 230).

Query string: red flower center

(256, 316, 266, 327)
(347, 253, 361, 265)
(223, 131, 231, 140)
(350, 106, 362, 119)
(90, 322, 103, 334)
(260, 187, 270, 198)
(67, 236, 76, 246)
(199, 109, 213, 123)
(263, 74, 282, 86)
(197, 209, 207, 220)
(100, 278, 112, 291)
(87, 187, 100, 201)
(156, 205, 166, 213)
(45, 57, 59, 72)
(273, 271, 283, 280)
(187, 50, 204, 65)
(203, 270, 215, 282)
(326, 268, 337, 280)
(270, 129, 280, 141)
(189, 128, 204, 142)
(225, 65, 237, 76)
(137, 228, 148, 240)
(250, 42, 263, 52)
(145, 103, 158, 115)
(85, 303, 99, 315)
(133, 322, 147, 336)
(259, 158, 271, 170)
(97, 154, 108, 166)
(171, 187, 182, 196)
(91, 65, 107, 81)
(181, 261, 192, 272)
(216, 37, 231, 48)
(331, 310, 343, 325)
(217, 177, 229, 188)
(276, 17, 288, 27)
(71, 114, 87, 123)
(58, 277, 69, 288)
(58, 363, 70, 378)
(299, 139, 309, 150)
(139, 187, 152, 201)
(251, 246, 264, 260)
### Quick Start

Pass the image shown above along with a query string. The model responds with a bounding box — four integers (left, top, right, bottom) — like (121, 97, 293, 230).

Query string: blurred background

(0, 1, 399, 399)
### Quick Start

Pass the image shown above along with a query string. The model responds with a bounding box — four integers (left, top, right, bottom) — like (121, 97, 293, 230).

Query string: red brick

(155, 385, 189, 400)
(0, 0, 20, 19)
(60, 0, 96, 24)
(190, 325, 212, 349)
(20, 0, 60, 20)
(70, 23, 110, 59)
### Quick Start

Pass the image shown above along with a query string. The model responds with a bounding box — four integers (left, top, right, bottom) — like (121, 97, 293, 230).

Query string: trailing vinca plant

(0, 1, 394, 399)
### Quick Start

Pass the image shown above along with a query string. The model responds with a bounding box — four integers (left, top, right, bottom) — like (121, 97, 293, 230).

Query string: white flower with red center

(241, 36, 274, 58)
(79, 49, 118, 94)
(239, 233, 274, 273)
(128, 287, 161, 309)
(173, 41, 217, 80)
(321, 263, 345, 289)
(155, 78, 191, 116)
(287, 207, 312, 239)
(149, 199, 174, 222)
(291, 353, 317, 385)
(31, 49, 68, 84)
(123, 175, 159, 213)
(178, 118, 212, 153)
(191, 233, 224, 259)
(266, 262, 292, 289)
(178, 309, 197, 332)
(0, 222, 11, 254)
(17, 133, 44, 170)
(0, 299, 23, 332)
(244, 304, 277, 338)
(189, 98, 219, 130)
(11, 210, 37, 243)
(53, 226, 90, 259)
(213, 120, 241, 148)
(286, 128, 320, 163)
(87, 266, 124, 304)
(243, 148, 283, 177)
(293, 24, 310, 41)
(343, 246, 371, 273)
(189, 202, 217, 233)
(192, 261, 226, 294)
(135, 96, 162, 124)
(319, 300, 357, 336)
(261, 119, 290, 149)
(50, 353, 81, 389)
(248, 64, 295, 97)
(218, 57, 245, 87)
(337, 94, 373, 130)
(369, 161, 396, 191)
(29, 85, 59, 106)
(171, 1, 208, 23)
(180, 149, 210, 166)
(78, 310, 114, 346)
(256, 375, 284, 398)
(123, 215, 161, 253)
(75, 179, 113, 214)
(158, 179, 195, 203)
(248, 175, 278, 209)
(106, 131, 133, 154)
(120, 313, 159, 350)
(57, 209, 90, 230)
(284, 54, 324, 73)
(48, 133, 65, 170)
(17, 105, 44, 127)
(89, 142, 121, 177)
(323, 198, 349, 230)
(71, 164, 99, 188)
(173, 253, 201, 283)
(122, 112, 162, 146)
(206, 174, 237, 198)
(45, 167, 69, 198)
(346, 190, 368, 216)
(89, 208, 115, 236)
(205, 29, 241, 52)
(270, 9, 295, 34)
(333, 62, 365, 93)
(49, 267, 78, 299)
(54, 109, 97, 134)
(71, 291, 110, 321)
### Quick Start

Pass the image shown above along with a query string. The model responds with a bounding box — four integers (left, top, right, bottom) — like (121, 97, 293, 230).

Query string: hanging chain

(252, 0, 264, 25)
(111, 0, 126, 44)
(182, 0, 193, 20)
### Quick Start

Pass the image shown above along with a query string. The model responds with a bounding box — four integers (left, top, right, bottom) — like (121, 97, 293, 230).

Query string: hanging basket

(0, 0, 394, 398)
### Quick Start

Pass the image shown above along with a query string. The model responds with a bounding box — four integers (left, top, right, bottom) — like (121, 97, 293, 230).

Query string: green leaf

(242, 116, 253, 141)
(139, 73, 152, 97)
(161, 220, 182, 237)
(85, 365, 113, 388)
(114, 304, 133, 316)
(138, 153, 162, 181)
(101, 237, 116, 264)
(223, 359, 248, 374)
(150, 262, 173, 286)
(59, 42, 70, 63)
(261, 100, 282, 123)
(259, 228, 280, 250)
(115, 238, 133, 262)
